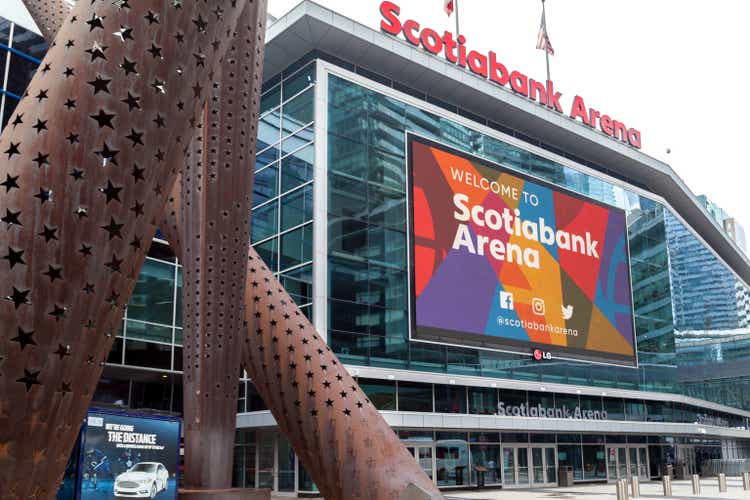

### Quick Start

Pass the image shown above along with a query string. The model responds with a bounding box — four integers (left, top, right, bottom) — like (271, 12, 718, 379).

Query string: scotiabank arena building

(16, 0, 745, 495)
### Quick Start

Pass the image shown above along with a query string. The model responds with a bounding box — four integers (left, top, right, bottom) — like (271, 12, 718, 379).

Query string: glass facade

(0, 17, 47, 133)
(324, 70, 750, 411)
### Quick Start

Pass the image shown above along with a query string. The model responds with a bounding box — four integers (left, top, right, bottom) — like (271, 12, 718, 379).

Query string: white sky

(270, 0, 750, 234)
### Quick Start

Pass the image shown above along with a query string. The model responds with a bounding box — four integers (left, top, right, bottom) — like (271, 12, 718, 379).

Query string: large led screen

(408, 134, 637, 366)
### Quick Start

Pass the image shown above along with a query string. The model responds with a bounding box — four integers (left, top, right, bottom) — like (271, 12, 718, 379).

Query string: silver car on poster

(113, 462, 169, 498)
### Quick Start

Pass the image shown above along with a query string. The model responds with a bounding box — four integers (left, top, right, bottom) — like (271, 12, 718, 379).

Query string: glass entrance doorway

(607, 446, 649, 481)
(502, 446, 557, 487)
(406, 444, 434, 482)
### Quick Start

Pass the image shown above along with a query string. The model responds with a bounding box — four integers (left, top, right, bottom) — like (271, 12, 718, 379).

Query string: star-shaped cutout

(69, 168, 84, 181)
(90, 109, 116, 129)
(125, 129, 144, 147)
(63, 66, 75, 78)
(53, 344, 70, 359)
(175, 32, 185, 43)
(120, 57, 137, 76)
(33, 187, 52, 204)
(11, 327, 36, 350)
(153, 114, 165, 128)
(145, 10, 160, 24)
(193, 14, 208, 33)
(32, 152, 50, 168)
(130, 201, 144, 217)
(6, 287, 30, 309)
(2, 246, 25, 268)
(96, 142, 120, 166)
(192, 82, 203, 98)
(105, 253, 123, 273)
(82, 282, 95, 294)
(16, 368, 41, 391)
(79, 244, 93, 257)
(114, 25, 133, 42)
(100, 180, 123, 203)
(49, 304, 66, 321)
(1, 174, 19, 192)
(151, 78, 166, 94)
(147, 43, 162, 59)
(35, 89, 48, 101)
(101, 217, 124, 239)
(85, 42, 108, 61)
(131, 164, 145, 182)
(74, 207, 88, 219)
(5, 142, 20, 159)
(43, 265, 62, 282)
(32, 119, 47, 134)
(122, 92, 140, 110)
(86, 13, 105, 31)
(38, 225, 58, 242)
(1, 209, 21, 226)
(87, 75, 111, 94)
(11, 113, 23, 127)
(64, 98, 76, 109)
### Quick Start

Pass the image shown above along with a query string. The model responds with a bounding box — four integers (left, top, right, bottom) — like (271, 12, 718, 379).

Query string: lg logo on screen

(532, 348, 552, 362)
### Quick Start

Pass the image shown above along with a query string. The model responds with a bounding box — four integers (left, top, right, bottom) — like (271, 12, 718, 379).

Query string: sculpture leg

(181, 0, 268, 491)
(0, 1, 251, 497)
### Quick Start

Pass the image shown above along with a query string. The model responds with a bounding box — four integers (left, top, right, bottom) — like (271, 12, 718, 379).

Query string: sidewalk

(445, 477, 750, 499)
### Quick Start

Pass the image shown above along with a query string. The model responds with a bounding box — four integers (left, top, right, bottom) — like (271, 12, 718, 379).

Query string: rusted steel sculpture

(180, 1, 268, 490)
(242, 247, 442, 500)
(0, 0, 251, 497)
(12, 1, 445, 498)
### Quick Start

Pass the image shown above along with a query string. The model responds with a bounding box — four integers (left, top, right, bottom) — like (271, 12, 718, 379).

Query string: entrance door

(608, 446, 649, 481)
(531, 446, 557, 486)
(406, 445, 434, 482)
(502, 447, 518, 487)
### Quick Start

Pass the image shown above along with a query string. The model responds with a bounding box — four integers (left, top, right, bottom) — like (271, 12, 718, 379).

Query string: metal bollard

(718, 472, 727, 492)
(616, 478, 630, 500)
(630, 476, 640, 497)
(743, 471, 750, 491)
(662, 475, 672, 496)
(691, 474, 700, 495)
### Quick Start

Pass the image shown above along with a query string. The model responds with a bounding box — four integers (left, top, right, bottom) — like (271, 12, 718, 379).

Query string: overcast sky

(270, 0, 750, 236)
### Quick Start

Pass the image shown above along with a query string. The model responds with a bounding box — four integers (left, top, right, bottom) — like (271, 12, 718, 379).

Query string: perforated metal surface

(17, 0, 70, 41)
(242, 247, 443, 500)
(0, 1, 251, 497)
(180, 0, 267, 489)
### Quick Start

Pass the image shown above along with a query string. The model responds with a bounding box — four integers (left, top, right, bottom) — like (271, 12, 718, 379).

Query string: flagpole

(455, 0, 460, 38)
(542, 0, 551, 82)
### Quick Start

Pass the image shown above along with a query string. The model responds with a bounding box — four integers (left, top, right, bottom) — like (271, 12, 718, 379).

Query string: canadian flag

(444, 0, 454, 16)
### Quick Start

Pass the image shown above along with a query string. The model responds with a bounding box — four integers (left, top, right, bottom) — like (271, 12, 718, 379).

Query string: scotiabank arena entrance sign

(407, 135, 637, 367)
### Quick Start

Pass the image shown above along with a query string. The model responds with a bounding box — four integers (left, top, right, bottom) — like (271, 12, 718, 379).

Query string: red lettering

(529, 79, 546, 106)
(467, 51, 488, 78)
(403, 19, 420, 46)
(570, 96, 590, 125)
(510, 71, 529, 97)
(628, 129, 642, 148)
(589, 108, 600, 128)
(420, 28, 443, 54)
(458, 35, 467, 67)
(613, 120, 627, 142)
(600, 115, 613, 135)
(546, 81, 563, 113)
(489, 51, 508, 86)
(379, 1, 401, 35)
(443, 31, 458, 63)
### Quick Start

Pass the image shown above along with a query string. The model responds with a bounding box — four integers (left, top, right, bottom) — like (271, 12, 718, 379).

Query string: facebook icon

(499, 291, 514, 310)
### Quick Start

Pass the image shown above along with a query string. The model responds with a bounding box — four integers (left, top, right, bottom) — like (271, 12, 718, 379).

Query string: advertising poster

(408, 134, 637, 366)
(80, 411, 180, 500)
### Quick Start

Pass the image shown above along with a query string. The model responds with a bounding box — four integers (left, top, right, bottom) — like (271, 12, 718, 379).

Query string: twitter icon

(562, 305, 574, 320)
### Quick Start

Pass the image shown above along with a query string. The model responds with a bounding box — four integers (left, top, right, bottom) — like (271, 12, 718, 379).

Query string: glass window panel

(6, 53, 39, 95)
(281, 144, 313, 193)
(280, 185, 313, 231)
(298, 461, 319, 493)
(282, 87, 313, 136)
(126, 320, 173, 344)
(367, 225, 406, 268)
(368, 264, 407, 310)
(329, 173, 367, 218)
(127, 258, 176, 325)
(469, 387, 498, 415)
(434, 384, 467, 414)
(329, 218, 368, 259)
(281, 264, 312, 306)
(330, 330, 369, 363)
(252, 164, 278, 207)
(436, 438, 469, 486)
(255, 145, 278, 171)
(107, 338, 124, 364)
(358, 378, 396, 410)
(0, 19, 11, 45)
(281, 126, 313, 154)
(625, 400, 647, 421)
(328, 133, 367, 180)
(329, 257, 369, 304)
(260, 85, 280, 115)
(254, 238, 278, 273)
(398, 381, 433, 412)
(247, 381, 268, 411)
(279, 224, 312, 270)
(283, 63, 315, 99)
(582, 445, 607, 480)
(604, 398, 626, 420)
(124, 340, 172, 370)
(329, 300, 369, 334)
(368, 185, 406, 230)
(557, 444, 584, 481)
(11, 25, 47, 59)
(257, 110, 280, 151)
(470, 432, 500, 443)
(130, 380, 172, 411)
(251, 202, 278, 243)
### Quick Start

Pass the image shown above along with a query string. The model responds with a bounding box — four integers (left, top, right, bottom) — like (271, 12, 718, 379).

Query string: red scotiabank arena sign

(380, 1, 642, 149)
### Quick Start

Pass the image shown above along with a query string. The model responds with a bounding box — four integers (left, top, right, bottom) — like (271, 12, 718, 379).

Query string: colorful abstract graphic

(408, 135, 637, 366)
